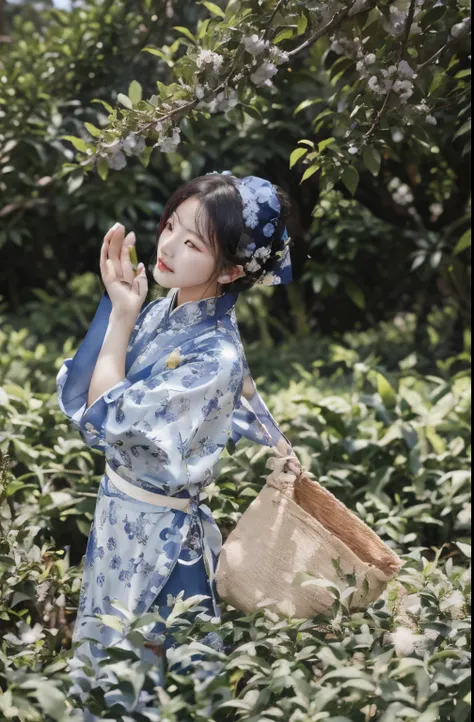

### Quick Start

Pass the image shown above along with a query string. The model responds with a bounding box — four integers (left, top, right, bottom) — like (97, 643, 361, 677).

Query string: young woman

(56, 171, 295, 714)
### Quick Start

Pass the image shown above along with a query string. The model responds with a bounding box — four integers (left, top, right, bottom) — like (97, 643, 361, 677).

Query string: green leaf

(128, 80, 142, 105)
(201, 1, 225, 17)
(117, 93, 133, 109)
(97, 614, 125, 632)
(377, 373, 397, 410)
(294, 98, 322, 115)
(273, 28, 294, 44)
(240, 103, 262, 120)
(84, 122, 101, 138)
(173, 26, 197, 43)
(142, 47, 167, 59)
(298, 139, 315, 148)
(91, 98, 113, 113)
(97, 158, 109, 181)
(454, 119, 471, 140)
(453, 229, 471, 255)
(67, 173, 84, 194)
(289, 147, 308, 168)
(297, 13, 308, 35)
(61, 135, 89, 152)
(345, 280, 366, 309)
(341, 165, 359, 196)
(362, 146, 382, 176)
(300, 165, 319, 183)
(318, 137, 336, 152)
(139, 146, 153, 169)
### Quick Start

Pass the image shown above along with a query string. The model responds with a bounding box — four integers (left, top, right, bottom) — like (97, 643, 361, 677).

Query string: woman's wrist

(110, 307, 138, 330)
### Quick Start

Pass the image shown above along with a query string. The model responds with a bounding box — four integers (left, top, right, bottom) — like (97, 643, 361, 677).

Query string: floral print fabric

(56, 286, 291, 694)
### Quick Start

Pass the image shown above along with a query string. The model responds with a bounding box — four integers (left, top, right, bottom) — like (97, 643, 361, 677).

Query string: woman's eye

(164, 221, 198, 250)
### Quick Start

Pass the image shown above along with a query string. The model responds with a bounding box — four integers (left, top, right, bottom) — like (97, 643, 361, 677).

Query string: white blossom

(259, 271, 281, 285)
(270, 45, 290, 65)
(426, 114, 437, 126)
(368, 75, 385, 95)
(195, 49, 224, 73)
(122, 134, 146, 156)
(254, 245, 272, 261)
(393, 79, 414, 102)
(245, 258, 262, 273)
(331, 34, 361, 59)
(429, 202, 443, 219)
(243, 34, 269, 55)
(392, 182, 414, 205)
(348, 145, 359, 155)
(398, 60, 417, 78)
(392, 129, 404, 143)
(383, 6, 422, 37)
(157, 127, 181, 153)
(107, 150, 127, 170)
(250, 61, 278, 87)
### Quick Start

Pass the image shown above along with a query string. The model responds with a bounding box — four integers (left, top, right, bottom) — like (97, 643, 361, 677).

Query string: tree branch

(287, 0, 358, 58)
(364, 0, 417, 140)
(264, 0, 290, 41)
(416, 18, 471, 73)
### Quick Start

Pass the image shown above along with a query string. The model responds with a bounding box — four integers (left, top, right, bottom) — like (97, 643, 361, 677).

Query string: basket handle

(265, 452, 303, 498)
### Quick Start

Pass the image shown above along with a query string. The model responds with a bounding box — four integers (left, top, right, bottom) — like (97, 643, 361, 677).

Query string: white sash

(105, 463, 193, 513)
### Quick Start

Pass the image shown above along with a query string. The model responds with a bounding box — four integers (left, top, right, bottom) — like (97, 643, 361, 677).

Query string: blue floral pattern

(56, 287, 293, 703)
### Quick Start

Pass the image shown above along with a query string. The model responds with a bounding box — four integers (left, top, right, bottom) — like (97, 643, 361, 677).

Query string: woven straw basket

(215, 454, 404, 619)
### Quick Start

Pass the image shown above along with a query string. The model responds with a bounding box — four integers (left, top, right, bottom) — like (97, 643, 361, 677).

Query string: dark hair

(155, 174, 291, 294)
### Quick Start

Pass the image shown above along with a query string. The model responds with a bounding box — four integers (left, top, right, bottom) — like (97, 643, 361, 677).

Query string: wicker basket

(215, 454, 404, 618)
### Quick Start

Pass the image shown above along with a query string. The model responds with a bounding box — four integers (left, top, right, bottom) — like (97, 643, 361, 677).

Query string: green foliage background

(0, 0, 471, 720)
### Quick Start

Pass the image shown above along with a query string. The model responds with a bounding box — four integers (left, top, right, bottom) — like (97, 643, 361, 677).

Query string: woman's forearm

(86, 309, 137, 408)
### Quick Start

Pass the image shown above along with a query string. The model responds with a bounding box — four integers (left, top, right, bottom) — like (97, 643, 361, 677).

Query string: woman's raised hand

(100, 222, 148, 319)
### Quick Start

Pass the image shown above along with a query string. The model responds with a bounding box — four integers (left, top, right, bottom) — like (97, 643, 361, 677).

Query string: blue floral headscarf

(206, 171, 294, 289)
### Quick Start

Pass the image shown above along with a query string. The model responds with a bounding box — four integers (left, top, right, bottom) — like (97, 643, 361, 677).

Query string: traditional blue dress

(56, 286, 290, 710)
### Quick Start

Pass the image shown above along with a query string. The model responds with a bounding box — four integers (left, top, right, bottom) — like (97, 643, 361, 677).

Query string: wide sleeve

(97, 339, 244, 485)
(58, 324, 244, 485)
(55, 290, 157, 451)
(228, 311, 294, 456)
(231, 367, 293, 456)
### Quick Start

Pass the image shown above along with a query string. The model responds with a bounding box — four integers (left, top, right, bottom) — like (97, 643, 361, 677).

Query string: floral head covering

(206, 170, 294, 288)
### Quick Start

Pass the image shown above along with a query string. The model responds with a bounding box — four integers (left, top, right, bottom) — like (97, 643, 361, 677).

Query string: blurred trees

(0, 0, 471, 351)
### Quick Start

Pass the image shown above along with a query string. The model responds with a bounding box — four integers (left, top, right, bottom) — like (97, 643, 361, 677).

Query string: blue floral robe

(56, 286, 291, 703)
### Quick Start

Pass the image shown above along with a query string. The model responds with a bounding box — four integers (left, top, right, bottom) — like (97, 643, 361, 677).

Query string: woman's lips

(157, 258, 173, 272)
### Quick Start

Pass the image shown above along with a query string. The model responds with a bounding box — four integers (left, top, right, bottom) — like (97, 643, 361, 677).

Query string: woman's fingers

(107, 223, 126, 280)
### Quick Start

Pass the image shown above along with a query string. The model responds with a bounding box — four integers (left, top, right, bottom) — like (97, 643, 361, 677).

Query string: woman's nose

(159, 235, 175, 256)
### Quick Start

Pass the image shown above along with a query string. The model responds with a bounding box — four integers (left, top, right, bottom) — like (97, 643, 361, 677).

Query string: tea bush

(0, 287, 470, 721)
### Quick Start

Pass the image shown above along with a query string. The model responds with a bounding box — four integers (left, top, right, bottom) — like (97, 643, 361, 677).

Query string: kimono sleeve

(83, 338, 243, 485)
(231, 369, 293, 456)
(55, 290, 154, 451)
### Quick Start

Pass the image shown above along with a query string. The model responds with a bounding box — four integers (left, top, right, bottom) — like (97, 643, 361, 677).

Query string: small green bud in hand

(128, 244, 138, 271)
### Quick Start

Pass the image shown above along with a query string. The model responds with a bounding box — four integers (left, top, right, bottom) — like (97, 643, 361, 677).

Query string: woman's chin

(152, 268, 175, 287)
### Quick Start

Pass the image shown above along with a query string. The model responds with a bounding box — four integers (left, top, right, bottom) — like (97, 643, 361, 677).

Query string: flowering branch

(287, 0, 357, 58)
(364, 0, 417, 141)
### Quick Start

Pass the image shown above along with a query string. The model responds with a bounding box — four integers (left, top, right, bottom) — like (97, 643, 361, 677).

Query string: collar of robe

(163, 287, 239, 328)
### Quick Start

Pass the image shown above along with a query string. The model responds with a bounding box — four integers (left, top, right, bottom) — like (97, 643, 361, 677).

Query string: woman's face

(153, 195, 244, 294)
